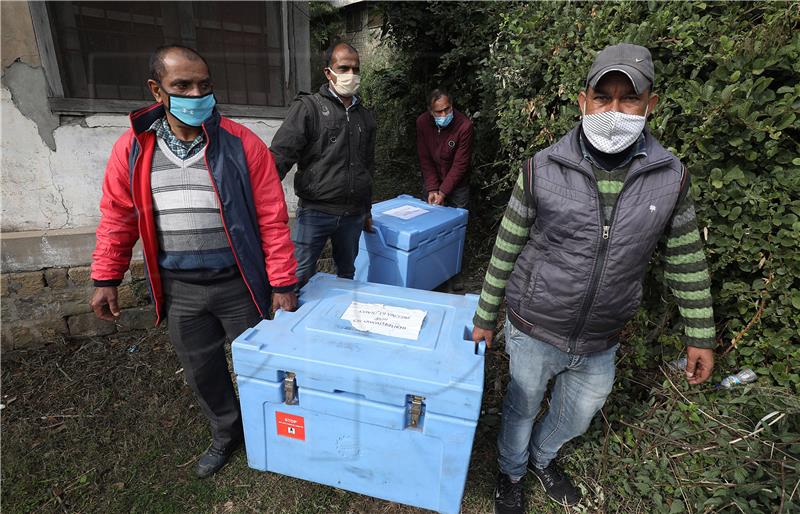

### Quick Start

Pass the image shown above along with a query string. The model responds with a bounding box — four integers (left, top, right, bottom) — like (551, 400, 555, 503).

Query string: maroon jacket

(416, 109, 474, 195)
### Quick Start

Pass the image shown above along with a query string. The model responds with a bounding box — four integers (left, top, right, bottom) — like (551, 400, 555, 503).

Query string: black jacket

(270, 84, 377, 216)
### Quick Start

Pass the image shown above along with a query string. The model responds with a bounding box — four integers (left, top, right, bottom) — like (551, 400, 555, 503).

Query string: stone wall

(339, 2, 384, 60)
(1, 261, 154, 348)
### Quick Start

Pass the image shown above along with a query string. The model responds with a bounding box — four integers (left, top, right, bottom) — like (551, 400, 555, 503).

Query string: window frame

(29, 1, 308, 118)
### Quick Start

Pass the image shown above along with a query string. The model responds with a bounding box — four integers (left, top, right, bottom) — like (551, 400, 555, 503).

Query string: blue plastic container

(355, 195, 468, 290)
(232, 274, 485, 514)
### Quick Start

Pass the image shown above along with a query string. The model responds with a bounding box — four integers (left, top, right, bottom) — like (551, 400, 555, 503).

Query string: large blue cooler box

(232, 274, 485, 514)
(355, 195, 468, 290)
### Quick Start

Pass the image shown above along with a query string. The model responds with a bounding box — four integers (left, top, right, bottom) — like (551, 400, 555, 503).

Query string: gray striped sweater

(151, 140, 236, 270)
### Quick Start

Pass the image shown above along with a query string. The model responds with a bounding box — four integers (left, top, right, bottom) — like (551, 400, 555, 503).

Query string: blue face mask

(167, 92, 216, 127)
(434, 112, 454, 128)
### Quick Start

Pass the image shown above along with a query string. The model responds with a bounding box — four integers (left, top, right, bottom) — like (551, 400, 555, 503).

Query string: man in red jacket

(89, 46, 297, 478)
(416, 88, 475, 208)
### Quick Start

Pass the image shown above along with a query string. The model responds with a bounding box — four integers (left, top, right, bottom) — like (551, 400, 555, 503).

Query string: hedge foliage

(365, 2, 800, 511)
(373, 1, 799, 388)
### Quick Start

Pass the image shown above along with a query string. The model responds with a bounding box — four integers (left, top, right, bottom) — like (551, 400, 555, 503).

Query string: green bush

(374, 0, 800, 388)
(368, 2, 800, 511)
(575, 372, 800, 513)
(365, 2, 510, 208)
(482, 1, 800, 392)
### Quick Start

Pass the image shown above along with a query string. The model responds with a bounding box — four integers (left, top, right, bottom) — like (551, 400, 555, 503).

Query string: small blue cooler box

(355, 195, 468, 290)
(232, 274, 485, 514)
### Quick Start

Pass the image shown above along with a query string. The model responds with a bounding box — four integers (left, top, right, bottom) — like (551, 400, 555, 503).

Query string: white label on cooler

(341, 301, 427, 340)
(382, 205, 429, 220)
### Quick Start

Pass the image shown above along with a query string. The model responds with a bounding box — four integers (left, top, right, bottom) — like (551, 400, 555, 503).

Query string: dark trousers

(292, 207, 366, 287)
(422, 184, 470, 209)
(444, 184, 470, 209)
(163, 273, 261, 447)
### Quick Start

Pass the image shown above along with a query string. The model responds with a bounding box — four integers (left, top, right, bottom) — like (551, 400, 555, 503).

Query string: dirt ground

(2, 246, 535, 513)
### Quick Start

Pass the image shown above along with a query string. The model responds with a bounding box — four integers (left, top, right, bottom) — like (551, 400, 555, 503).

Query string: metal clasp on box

(283, 371, 298, 405)
(406, 394, 426, 429)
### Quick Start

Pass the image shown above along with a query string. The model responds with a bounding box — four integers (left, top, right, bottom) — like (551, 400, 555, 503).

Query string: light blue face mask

(167, 92, 216, 127)
(434, 112, 454, 128)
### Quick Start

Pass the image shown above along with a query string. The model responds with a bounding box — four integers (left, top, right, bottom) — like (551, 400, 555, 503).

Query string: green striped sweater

(474, 161, 716, 349)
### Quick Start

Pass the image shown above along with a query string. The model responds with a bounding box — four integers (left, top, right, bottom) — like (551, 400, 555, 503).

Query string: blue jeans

(293, 207, 366, 287)
(498, 322, 618, 480)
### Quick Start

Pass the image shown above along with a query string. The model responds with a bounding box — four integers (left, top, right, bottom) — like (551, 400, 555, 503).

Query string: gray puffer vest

(506, 126, 686, 354)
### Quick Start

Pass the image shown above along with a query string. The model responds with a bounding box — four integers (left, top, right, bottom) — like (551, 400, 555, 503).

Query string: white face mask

(327, 68, 361, 97)
(582, 103, 648, 154)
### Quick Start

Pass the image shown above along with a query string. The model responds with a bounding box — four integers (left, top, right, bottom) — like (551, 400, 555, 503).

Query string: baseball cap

(586, 43, 655, 95)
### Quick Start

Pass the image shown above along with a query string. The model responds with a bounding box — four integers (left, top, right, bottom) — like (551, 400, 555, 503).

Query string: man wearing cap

(472, 44, 716, 512)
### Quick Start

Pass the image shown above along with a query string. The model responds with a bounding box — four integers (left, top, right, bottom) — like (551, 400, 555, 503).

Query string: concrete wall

(1, 1, 40, 68)
(0, 2, 308, 346)
(340, 2, 384, 59)
(1, 64, 299, 273)
(1, 74, 296, 233)
(1, 1, 302, 266)
(1, 263, 155, 348)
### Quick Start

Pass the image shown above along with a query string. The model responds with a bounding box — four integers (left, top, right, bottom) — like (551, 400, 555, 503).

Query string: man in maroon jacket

(416, 89, 475, 208)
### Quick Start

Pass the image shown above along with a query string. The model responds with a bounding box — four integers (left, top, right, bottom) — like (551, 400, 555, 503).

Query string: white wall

(1, 86, 298, 233)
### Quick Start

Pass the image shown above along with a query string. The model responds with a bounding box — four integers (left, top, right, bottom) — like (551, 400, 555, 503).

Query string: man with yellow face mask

(271, 42, 377, 288)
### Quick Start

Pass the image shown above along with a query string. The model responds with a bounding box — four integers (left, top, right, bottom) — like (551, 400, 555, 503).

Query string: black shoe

(195, 439, 242, 479)
(529, 461, 581, 506)
(494, 472, 525, 514)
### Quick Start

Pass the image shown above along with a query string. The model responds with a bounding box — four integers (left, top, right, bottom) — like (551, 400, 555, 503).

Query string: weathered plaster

(1, 84, 122, 231)
(1, 83, 297, 233)
(0, 226, 141, 272)
(2, 62, 59, 149)
(1, 1, 40, 69)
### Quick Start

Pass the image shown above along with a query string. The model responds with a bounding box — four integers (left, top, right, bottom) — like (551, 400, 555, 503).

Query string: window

(32, 1, 304, 116)
(345, 7, 363, 33)
(367, 10, 383, 30)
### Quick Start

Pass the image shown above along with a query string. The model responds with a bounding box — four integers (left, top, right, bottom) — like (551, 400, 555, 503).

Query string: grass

(3, 204, 797, 513)
(3, 279, 798, 513)
(1, 240, 510, 514)
(0, 319, 504, 513)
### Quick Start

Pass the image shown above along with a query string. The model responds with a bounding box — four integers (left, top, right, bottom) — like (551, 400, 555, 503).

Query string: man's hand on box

(272, 291, 297, 313)
(472, 326, 494, 349)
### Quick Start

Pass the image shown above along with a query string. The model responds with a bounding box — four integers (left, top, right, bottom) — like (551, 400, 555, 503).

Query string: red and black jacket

(91, 103, 297, 323)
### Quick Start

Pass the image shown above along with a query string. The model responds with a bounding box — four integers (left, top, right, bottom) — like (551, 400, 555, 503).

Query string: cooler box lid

(232, 274, 485, 421)
(369, 195, 468, 251)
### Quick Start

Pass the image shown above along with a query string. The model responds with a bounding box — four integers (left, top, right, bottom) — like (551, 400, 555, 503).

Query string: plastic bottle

(667, 357, 688, 372)
(719, 368, 757, 389)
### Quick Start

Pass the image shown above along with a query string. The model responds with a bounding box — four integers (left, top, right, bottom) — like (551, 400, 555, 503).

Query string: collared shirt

(327, 85, 359, 112)
(149, 116, 206, 160)
(580, 131, 647, 171)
